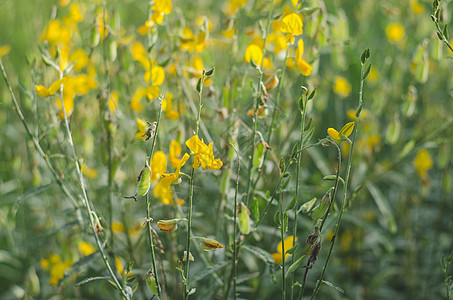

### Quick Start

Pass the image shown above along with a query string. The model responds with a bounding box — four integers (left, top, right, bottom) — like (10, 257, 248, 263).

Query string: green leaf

(322, 280, 344, 293)
(307, 88, 317, 101)
(309, 194, 330, 221)
(76, 276, 110, 287)
(323, 175, 345, 185)
(253, 142, 265, 168)
(205, 67, 215, 76)
(196, 77, 202, 93)
(285, 255, 306, 277)
(41, 54, 60, 71)
(285, 195, 297, 212)
(286, 244, 298, 255)
(362, 64, 372, 80)
(298, 197, 317, 213)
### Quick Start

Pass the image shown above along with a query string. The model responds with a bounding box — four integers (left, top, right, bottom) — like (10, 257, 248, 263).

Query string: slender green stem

(184, 72, 205, 300)
(310, 54, 368, 299)
(245, 0, 275, 208)
(225, 142, 240, 300)
(290, 93, 307, 300)
(146, 99, 164, 299)
(56, 66, 128, 298)
(279, 189, 286, 300)
(102, 0, 115, 256)
(298, 140, 341, 300)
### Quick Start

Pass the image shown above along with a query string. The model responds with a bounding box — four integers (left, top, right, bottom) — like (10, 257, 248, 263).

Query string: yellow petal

(152, 0, 172, 15)
(0, 45, 11, 58)
(327, 128, 341, 140)
(151, 151, 167, 182)
(146, 85, 159, 100)
(151, 65, 165, 86)
(413, 149, 433, 177)
(296, 58, 312, 76)
(244, 44, 263, 65)
(281, 13, 303, 35)
(339, 121, 355, 138)
(35, 85, 50, 97)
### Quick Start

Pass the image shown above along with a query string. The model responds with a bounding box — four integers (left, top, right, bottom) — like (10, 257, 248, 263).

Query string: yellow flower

(222, 0, 247, 16)
(413, 149, 433, 178)
(185, 135, 223, 170)
(410, 0, 424, 14)
(153, 153, 190, 204)
(162, 92, 181, 120)
(347, 108, 369, 120)
(295, 39, 312, 76)
(0, 45, 11, 58)
(333, 76, 351, 97)
(153, 0, 172, 15)
(112, 221, 125, 233)
(109, 91, 119, 111)
(115, 257, 129, 277)
(244, 44, 263, 65)
(78, 241, 96, 256)
(281, 13, 303, 36)
(146, 85, 160, 100)
(327, 121, 355, 141)
(157, 218, 187, 232)
(40, 258, 50, 270)
(180, 27, 207, 52)
(272, 236, 297, 264)
(69, 49, 89, 72)
(130, 87, 146, 112)
(35, 78, 67, 97)
(81, 162, 98, 179)
(135, 118, 148, 140)
(151, 151, 167, 182)
(169, 140, 182, 168)
(386, 23, 405, 44)
(196, 237, 224, 251)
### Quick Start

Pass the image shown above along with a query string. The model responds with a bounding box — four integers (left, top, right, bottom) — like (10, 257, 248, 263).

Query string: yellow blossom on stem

(162, 92, 181, 120)
(271, 236, 297, 264)
(151, 151, 167, 182)
(135, 118, 148, 140)
(195, 237, 224, 251)
(244, 44, 263, 65)
(69, 49, 89, 71)
(0, 45, 11, 58)
(153, 0, 172, 15)
(180, 27, 207, 52)
(153, 153, 190, 205)
(157, 218, 187, 232)
(78, 241, 96, 256)
(169, 140, 182, 168)
(35, 78, 67, 97)
(327, 121, 355, 141)
(185, 135, 223, 170)
(130, 87, 145, 112)
(294, 39, 312, 76)
(386, 23, 405, 44)
(413, 149, 433, 179)
(333, 76, 352, 97)
(112, 221, 125, 233)
(281, 13, 303, 36)
(81, 162, 98, 179)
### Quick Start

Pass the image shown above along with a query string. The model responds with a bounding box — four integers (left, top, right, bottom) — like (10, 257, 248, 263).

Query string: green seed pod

(136, 162, 152, 196)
